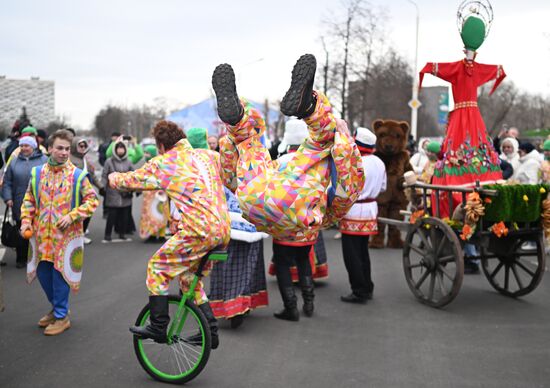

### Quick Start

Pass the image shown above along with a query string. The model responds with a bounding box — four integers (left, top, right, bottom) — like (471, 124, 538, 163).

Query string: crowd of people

(0, 54, 380, 343)
(409, 126, 550, 191)
(0, 52, 547, 346)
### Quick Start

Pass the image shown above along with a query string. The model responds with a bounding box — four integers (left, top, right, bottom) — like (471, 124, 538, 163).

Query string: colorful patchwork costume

(22, 161, 98, 292)
(109, 138, 231, 302)
(213, 54, 364, 321)
(218, 93, 364, 245)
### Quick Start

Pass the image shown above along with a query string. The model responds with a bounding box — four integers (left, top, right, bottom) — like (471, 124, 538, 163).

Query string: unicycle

(133, 249, 228, 384)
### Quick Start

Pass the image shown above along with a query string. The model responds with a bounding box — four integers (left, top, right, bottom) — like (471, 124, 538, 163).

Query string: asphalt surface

(1, 200, 549, 388)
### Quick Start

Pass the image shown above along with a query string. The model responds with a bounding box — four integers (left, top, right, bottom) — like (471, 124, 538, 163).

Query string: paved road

(1, 202, 549, 388)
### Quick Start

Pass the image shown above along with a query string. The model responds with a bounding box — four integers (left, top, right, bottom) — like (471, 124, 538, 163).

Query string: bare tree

(478, 82, 520, 135)
(322, 0, 365, 120)
(351, 5, 388, 126)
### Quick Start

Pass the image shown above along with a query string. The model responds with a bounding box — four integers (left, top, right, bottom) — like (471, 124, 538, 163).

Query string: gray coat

(2, 149, 48, 221)
(102, 141, 134, 208)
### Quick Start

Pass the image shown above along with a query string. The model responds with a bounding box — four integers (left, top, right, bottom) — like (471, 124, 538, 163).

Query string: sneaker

(212, 64, 243, 125)
(84, 237, 92, 245)
(280, 54, 317, 118)
(334, 232, 342, 240)
(38, 311, 55, 328)
(118, 235, 132, 242)
(102, 236, 112, 243)
(44, 316, 71, 336)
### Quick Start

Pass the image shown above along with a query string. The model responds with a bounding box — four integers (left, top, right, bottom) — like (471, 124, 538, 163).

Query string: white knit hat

(278, 118, 309, 154)
(19, 136, 37, 149)
(355, 127, 376, 147)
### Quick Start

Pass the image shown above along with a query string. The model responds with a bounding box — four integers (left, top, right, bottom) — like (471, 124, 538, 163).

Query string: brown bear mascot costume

(369, 119, 413, 249)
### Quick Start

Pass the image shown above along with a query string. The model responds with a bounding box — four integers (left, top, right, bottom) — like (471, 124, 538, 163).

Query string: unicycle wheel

(133, 295, 211, 384)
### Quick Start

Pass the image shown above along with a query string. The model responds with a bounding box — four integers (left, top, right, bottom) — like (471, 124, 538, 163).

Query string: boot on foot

(184, 302, 220, 349)
(212, 64, 243, 125)
(274, 286, 300, 322)
(280, 54, 317, 119)
(130, 295, 169, 343)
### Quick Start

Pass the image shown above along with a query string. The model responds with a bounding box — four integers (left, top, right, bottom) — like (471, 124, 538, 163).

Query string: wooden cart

(379, 182, 547, 308)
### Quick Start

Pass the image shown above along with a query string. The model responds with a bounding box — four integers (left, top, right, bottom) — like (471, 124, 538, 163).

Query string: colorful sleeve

(109, 159, 162, 191)
(475, 63, 506, 95)
(20, 182, 36, 229)
(419, 62, 456, 89)
(68, 177, 99, 222)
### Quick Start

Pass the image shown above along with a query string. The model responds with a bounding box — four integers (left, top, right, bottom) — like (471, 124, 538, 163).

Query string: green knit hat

(21, 126, 38, 135)
(543, 139, 550, 151)
(187, 127, 209, 150)
(426, 141, 441, 154)
(144, 144, 158, 160)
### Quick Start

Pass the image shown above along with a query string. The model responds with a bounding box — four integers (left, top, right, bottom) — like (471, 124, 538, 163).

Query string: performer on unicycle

(108, 120, 231, 348)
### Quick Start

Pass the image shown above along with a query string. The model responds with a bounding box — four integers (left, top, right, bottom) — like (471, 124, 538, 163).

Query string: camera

(122, 135, 132, 141)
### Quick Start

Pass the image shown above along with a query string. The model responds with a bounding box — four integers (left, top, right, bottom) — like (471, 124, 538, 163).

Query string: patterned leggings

(146, 231, 221, 305)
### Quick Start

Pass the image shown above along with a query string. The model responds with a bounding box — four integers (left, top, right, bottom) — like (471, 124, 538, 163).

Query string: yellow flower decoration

(540, 187, 546, 194)
(523, 195, 529, 202)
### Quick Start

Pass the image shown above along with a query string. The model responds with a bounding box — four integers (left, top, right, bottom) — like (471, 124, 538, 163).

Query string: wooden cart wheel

(481, 234, 546, 297)
(403, 217, 464, 308)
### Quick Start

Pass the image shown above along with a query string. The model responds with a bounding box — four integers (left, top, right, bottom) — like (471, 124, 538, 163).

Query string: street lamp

(406, 0, 421, 141)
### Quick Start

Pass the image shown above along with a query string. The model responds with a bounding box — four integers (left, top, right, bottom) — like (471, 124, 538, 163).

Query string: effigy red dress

(419, 60, 506, 187)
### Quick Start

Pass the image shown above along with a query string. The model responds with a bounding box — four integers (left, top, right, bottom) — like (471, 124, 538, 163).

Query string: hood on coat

(112, 139, 128, 161)
(499, 137, 519, 159)
(519, 149, 541, 163)
(71, 137, 89, 158)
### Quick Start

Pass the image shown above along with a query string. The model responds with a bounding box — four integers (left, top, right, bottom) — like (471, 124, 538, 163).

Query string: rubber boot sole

(212, 64, 242, 125)
(280, 54, 317, 117)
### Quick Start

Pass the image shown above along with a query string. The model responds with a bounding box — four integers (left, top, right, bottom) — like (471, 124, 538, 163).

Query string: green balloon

(461, 16, 486, 51)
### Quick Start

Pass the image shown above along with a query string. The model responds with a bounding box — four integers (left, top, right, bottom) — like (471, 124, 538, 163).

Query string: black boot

(280, 54, 317, 119)
(200, 303, 219, 349)
(212, 64, 244, 125)
(184, 302, 220, 350)
(130, 295, 169, 343)
(300, 276, 315, 317)
(274, 287, 300, 322)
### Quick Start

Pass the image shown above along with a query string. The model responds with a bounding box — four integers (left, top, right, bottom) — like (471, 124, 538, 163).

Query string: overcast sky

(2, 0, 549, 129)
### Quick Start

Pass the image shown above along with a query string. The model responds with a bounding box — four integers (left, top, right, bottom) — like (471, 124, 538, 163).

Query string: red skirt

(433, 107, 502, 188)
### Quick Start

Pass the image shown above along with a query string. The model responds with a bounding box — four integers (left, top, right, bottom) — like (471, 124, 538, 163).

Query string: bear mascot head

(372, 119, 410, 155)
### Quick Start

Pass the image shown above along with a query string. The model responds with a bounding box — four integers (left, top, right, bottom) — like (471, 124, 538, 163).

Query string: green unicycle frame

(167, 250, 228, 344)
(134, 249, 228, 384)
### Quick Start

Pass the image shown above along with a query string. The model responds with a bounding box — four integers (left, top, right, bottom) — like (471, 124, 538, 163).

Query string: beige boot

(38, 311, 55, 328)
(44, 316, 71, 336)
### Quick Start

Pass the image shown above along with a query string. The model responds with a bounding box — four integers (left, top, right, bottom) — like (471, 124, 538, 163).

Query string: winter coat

(4, 139, 19, 162)
(106, 140, 143, 164)
(410, 142, 429, 175)
(102, 141, 134, 207)
(1, 149, 47, 220)
(513, 149, 541, 184)
(70, 137, 102, 189)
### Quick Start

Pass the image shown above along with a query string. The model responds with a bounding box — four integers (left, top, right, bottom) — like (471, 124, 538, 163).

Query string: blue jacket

(2, 150, 48, 221)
